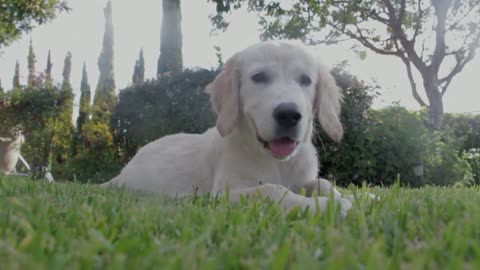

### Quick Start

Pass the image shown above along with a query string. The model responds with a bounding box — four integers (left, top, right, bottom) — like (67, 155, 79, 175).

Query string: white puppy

(103, 41, 352, 215)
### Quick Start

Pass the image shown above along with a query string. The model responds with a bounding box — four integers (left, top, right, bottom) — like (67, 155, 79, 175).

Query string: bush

(65, 119, 121, 183)
(0, 87, 73, 178)
(443, 114, 480, 185)
(111, 68, 217, 164)
(0, 87, 71, 136)
(72, 68, 219, 182)
(319, 103, 473, 187)
(313, 68, 473, 186)
(313, 67, 378, 185)
(366, 106, 431, 186)
(444, 113, 480, 151)
(68, 148, 121, 183)
(463, 149, 480, 185)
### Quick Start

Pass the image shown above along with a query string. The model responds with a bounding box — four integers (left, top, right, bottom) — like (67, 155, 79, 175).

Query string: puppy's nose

(273, 103, 302, 129)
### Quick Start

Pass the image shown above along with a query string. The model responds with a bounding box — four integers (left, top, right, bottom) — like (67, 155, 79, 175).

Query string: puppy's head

(207, 41, 343, 160)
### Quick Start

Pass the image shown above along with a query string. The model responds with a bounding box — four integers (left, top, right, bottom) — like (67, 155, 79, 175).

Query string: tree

(62, 52, 72, 89)
(132, 49, 145, 84)
(75, 1, 118, 182)
(157, 0, 183, 76)
(77, 62, 91, 135)
(51, 51, 75, 168)
(0, 0, 69, 49)
(13, 61, 20, 89)
(45, 50, 53, 87)
(27, 39, 36, 87)
(61, 51, 73, 117)
(210, 0, 480, 129)
(93, 0, 116, 122)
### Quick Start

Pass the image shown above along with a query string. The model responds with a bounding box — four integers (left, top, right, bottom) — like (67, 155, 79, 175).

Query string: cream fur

(102, 41, 352, 215)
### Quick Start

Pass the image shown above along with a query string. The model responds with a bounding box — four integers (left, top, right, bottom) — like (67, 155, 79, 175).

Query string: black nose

(273, 103, 302, 129)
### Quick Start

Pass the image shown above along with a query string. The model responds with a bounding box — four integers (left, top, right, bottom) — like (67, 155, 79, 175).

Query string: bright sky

(1, 0, 479, 118)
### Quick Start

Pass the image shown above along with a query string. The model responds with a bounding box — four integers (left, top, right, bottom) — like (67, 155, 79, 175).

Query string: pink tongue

(268, 138, 296, 156)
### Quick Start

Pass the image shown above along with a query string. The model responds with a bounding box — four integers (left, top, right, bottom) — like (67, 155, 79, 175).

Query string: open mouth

(257, 135, 299, 158)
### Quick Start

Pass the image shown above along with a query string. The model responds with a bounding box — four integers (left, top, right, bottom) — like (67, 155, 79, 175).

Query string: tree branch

(329, 22, 400, 56)
(368, 9, 390, 26)
(394, 39, 427, 107)
(403, 57, 428, 106)
(420, 38, 428, 60)
(398, 0, 407, 25)
(309, 27, 352, 45)
(410, 0, 423, 46)
(446, 3, 480, 32)
(439, 32, 480, 95)
(383, 0, 428, 72)
(382, 0, 396, 17)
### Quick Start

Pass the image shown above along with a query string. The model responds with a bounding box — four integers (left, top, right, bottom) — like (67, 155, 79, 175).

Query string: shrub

(318, 103, 473, 187)
(422, 127, 473, 186)
(443, 113, 480, 185)
(312, 68, 473, 187)
(68, 147, 121, 183)
(444, 113, 480, 151)
(313, 67, 379, 185)
(0, 87, 73, 178)
(463, 148, 480, 185)
(52, 68, 218, 182)
(111, 68, 217, 164)
(367, 106, 431, 186)
(65, 118, 121, 183)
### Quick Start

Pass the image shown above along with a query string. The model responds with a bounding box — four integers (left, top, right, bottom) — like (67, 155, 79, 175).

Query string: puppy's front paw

(302, 196, 352, 217)
(343, 192, 379, 202)
(337, 197, 352, 218)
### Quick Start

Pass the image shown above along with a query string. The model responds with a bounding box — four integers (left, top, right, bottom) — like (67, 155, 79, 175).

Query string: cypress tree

(13, 61, 20, 89)
(45, 50, 53, 87)
(132, 48, 145, 84)
(93, 0, 116, 122)
(27, 39, 36, 87)
(62, 52, 72, 89)
(60, 51, 74, 122)
(53, 51, 75, 165)
(157, 0, 183, 76)
(77, 62, 91, 134)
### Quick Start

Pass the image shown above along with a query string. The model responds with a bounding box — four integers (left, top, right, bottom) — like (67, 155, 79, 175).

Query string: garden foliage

(1, 68, 477, 186)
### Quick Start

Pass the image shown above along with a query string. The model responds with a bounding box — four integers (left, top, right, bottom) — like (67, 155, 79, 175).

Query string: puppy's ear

(206, 55, 240, 137)
(314, 64, 344, 142)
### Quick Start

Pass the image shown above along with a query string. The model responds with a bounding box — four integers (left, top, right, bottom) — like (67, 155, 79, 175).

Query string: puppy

(103, 41, 352, 215)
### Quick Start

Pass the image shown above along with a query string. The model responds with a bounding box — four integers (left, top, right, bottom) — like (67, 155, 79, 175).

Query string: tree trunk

(157, 0, 183, 76)
(423, 76, 444, 130)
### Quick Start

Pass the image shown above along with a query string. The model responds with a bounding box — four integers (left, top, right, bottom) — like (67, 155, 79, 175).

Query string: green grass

(1, 176, 480, 270)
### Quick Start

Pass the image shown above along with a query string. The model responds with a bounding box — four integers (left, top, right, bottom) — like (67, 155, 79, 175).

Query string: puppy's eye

(299, 75, 312, 86)
(251, 72, 270, 84)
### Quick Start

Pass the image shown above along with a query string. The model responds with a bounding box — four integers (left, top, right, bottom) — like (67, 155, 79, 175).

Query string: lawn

(1, 176, 480, 270)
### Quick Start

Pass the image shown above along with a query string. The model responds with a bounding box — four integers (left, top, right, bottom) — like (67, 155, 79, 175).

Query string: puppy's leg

(100, 176, 119, 188)
(229, 184, 351, 217)
(290, 178, 343, 199)
(299, 179, 379, 202)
